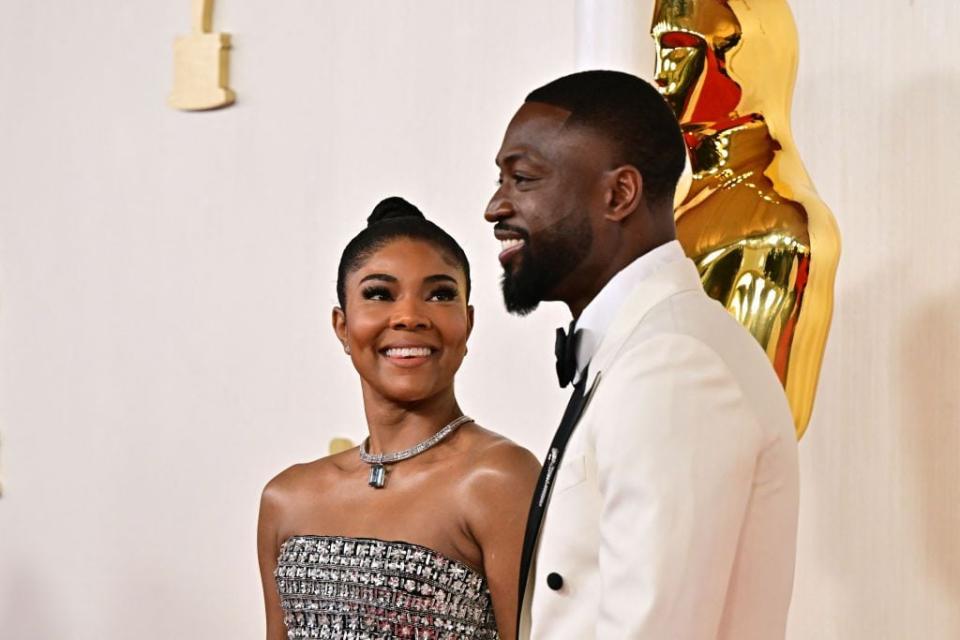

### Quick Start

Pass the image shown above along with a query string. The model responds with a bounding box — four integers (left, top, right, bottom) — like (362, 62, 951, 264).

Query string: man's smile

(494, 225, 528, 267)
(498, 238, 526, 266)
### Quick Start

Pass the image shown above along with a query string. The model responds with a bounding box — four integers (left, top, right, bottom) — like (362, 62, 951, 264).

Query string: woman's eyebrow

(423, 274, 458, 285)
(359, 273, 397, 284)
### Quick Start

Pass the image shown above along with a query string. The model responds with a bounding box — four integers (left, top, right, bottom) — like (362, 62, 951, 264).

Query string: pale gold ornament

(168, 0, 236, 111)
(328, 438, 355, 455)
(651, 0, 841, 438)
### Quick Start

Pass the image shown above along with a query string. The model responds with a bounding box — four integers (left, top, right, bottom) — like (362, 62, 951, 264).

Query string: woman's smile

(380, 343, 439, 368)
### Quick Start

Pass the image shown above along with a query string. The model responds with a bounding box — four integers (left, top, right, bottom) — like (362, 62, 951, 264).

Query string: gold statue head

(652, 0, 799, 137)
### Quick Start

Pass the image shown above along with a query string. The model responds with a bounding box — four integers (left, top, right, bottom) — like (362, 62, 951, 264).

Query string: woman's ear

(332, 307, 349, 353)
(467, 305, 475, 340)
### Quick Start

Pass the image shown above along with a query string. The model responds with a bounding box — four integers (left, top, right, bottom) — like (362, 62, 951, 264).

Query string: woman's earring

(343, 343, 351, 355)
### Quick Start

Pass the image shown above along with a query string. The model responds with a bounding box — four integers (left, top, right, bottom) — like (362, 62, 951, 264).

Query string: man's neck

(564, 230, 676, 318)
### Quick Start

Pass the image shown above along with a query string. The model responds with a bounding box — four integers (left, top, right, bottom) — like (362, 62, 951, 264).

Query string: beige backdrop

(0, 1, 957, 639)
(788, 2, 960, 637)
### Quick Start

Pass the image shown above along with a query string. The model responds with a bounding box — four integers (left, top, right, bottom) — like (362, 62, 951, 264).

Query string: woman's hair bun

(367, 196, 426, 227)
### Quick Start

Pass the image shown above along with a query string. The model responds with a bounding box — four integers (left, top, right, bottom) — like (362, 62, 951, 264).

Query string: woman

(257, 197, 540, 640)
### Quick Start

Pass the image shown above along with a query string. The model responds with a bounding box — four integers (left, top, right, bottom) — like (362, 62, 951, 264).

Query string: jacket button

(546, 572, 564, 591)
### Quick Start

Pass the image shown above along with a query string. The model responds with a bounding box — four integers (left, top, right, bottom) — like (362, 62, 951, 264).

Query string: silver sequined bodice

(275, 535, 499, 640)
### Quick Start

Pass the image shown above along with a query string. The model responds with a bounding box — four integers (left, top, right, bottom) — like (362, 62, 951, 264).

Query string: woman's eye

(428, 287, 459, 302)
(361, 286, 393, 301)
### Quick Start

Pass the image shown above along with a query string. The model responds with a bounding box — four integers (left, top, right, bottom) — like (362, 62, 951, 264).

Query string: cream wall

(0, 1, 957, 639)
(788, 2, 960, 638)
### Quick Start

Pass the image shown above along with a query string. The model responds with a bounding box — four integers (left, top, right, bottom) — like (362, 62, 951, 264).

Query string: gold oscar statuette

(651, 0, 841, 437)
(168, 0, 236, 111)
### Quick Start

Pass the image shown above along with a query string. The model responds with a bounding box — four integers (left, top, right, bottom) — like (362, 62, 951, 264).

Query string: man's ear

(604, 165, 643, 222)
(332, 306, 348, 347)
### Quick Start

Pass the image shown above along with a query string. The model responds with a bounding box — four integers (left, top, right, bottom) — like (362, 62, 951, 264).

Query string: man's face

(485, 102, 609, 315)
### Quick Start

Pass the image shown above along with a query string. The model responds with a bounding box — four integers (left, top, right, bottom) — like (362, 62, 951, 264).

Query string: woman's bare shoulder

(454, 424, 541, 539)
(459, 423, 541, 487)
(261, 448, 359, 507)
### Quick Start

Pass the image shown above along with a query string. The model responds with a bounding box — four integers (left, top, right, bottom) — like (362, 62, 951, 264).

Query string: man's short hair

(525, 70, 686, 206)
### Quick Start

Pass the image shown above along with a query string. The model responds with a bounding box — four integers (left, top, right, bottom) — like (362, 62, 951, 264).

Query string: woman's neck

(360, 385, 463, 456)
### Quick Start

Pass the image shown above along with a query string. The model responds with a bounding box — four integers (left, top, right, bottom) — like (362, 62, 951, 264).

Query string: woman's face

(333, 237, 473, 404)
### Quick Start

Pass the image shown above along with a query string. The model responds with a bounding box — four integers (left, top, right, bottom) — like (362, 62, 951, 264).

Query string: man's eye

(361, 286, 392, 301)
(428, 286, 459, 302)
(496, 174, 536, 187)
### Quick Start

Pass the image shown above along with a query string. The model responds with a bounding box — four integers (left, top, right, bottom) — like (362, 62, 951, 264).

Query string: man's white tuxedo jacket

(521, 257, 799, 640)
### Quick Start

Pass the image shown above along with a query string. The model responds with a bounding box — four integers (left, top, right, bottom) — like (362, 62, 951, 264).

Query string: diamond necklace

(359, 415, 473, 489)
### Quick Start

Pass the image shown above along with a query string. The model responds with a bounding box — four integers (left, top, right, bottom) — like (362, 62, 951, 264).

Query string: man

(485, 70, 799, 639)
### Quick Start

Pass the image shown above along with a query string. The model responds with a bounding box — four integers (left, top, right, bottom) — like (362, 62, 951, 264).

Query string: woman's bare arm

(257, 478, 289, 640)
(463, 440, 541, 640)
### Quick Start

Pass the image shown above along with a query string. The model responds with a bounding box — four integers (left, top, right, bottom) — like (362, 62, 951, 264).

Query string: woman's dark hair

(336, 197, 472, 308)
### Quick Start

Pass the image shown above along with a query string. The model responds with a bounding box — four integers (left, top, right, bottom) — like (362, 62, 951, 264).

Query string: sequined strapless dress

(275, 535, 499, 640)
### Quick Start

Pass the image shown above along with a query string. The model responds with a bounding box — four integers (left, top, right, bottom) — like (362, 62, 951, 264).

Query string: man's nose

(484, 192, 514, 223)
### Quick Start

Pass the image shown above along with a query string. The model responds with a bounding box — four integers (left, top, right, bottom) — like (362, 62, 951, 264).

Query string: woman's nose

(390, 299, 431, 330)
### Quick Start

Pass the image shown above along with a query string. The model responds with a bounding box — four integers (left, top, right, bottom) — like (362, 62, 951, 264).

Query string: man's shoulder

(626, 287, 770, 373)
(595, 289, 793, 442)
(601, 287, 733, 366)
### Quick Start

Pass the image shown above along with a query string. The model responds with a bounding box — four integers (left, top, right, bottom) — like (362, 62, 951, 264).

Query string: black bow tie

(555, 321, 582, 388)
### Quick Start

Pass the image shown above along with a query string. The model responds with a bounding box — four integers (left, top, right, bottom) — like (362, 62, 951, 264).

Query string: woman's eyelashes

(359, 285, 459, 302)
(428, 285, 459, 302)
(361, 285, 393, 301)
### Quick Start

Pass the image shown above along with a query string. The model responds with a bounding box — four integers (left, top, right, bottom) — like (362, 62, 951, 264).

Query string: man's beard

(500, 213, 592, 316)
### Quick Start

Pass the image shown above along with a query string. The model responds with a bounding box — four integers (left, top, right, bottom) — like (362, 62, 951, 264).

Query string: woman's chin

(383, 380, 454, 406)
(361, 370, 456, 406)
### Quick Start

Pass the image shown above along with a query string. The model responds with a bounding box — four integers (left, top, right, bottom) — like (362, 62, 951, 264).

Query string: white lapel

(584, 258, 704, 391)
